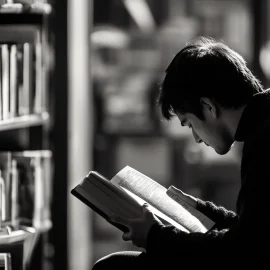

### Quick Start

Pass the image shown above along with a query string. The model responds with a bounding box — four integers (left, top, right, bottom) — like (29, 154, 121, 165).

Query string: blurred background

(86, 0, 270, 268)
(0, 0, 269, 270)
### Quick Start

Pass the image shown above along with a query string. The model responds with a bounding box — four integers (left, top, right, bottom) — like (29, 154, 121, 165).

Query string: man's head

(158, 37, 263, 154)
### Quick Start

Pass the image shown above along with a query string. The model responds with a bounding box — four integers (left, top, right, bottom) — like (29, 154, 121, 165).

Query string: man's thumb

(143, 203, 149, 210)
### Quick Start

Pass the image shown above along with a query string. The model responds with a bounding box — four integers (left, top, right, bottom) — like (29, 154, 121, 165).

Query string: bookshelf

(0, 1, 57, 270)
(0, 113, 49, 132)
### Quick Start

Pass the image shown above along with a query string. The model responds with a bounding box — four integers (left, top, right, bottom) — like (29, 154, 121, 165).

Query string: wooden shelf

(0, 112, 49, 132)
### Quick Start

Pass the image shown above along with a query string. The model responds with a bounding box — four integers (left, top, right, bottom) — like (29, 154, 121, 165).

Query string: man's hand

(168, 186, 198, 208)
(109, 203, 163, 249)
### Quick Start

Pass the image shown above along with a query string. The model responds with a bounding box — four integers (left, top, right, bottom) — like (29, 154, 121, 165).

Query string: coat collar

(234, 89, 270, 142)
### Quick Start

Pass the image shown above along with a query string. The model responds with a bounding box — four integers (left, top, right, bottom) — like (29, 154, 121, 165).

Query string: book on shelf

(33, 38, 43, 114)
(1, 44, 10, 120)
(0, 33, 48, 121)
(0, 151, 53, 232)
(0, 46, 2, 121)
(21, 42, 33, 116)
(9, 44, 20, 119)
(71, 166, 215, 234)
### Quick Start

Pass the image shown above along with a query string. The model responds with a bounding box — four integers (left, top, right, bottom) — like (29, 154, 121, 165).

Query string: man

(92, 37, 270, 269)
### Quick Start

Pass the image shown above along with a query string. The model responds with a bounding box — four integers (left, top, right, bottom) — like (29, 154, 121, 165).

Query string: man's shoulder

(243, 119, 270, 155)
(255, 117, 270, 139)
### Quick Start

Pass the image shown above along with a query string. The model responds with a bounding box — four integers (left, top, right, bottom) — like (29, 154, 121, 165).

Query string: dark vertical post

(50, 0, 68, 269)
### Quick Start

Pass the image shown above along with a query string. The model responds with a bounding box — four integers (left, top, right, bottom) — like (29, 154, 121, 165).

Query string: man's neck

(223, 105, 246, 140)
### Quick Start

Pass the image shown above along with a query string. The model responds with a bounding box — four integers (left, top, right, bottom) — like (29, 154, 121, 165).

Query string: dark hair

(158, 36, 264, 120)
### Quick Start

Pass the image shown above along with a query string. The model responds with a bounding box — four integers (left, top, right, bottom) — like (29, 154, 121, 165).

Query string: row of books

(0, 1, 51, 15)
(0, 150, 52, 232)
(0, 42, 47, 121)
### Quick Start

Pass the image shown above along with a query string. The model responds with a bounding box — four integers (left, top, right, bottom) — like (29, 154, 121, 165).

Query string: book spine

(0, 152, 12, 223)
(9, 44, 18, 118)
(1, 44, 10, 120)
(43, 156, 52, 227)
(16, 44, 24, 117)
(33, 156, 44, 229)
(10, 159, 19, 229)
(42, 43, 48, 113)
(21, 42, 33, 115)
(0, 46, 2, 121)
(34, 36, 43, 114)
(0, 171, 6, 224)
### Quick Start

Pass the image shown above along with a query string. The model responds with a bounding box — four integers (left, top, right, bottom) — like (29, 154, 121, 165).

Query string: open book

(71, 166, 215, 233)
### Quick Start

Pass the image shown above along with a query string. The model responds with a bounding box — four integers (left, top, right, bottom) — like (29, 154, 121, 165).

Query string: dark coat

(146, 89, 270, 268)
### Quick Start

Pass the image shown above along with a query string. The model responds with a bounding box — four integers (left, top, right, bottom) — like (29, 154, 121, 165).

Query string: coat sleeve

(146, 133, 270, 265)
(196, 199, 237, 229)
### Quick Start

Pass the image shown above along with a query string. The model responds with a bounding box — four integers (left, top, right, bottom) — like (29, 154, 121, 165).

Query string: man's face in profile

(176, 109, 234, 155)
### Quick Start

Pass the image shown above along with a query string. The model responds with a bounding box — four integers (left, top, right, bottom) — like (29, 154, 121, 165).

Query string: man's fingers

(170, 186, 197, 208)
(143, 203, 150, 211)
(142, 203, 155, 217)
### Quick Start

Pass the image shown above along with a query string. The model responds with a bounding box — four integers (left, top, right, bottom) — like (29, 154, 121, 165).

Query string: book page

(111, 166, 211, 233)
(166, 186, 215, 229)
(122, 187, 189, 232)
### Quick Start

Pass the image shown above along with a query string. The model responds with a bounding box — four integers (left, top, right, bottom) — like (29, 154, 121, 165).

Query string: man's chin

(214, 147, 231, 155)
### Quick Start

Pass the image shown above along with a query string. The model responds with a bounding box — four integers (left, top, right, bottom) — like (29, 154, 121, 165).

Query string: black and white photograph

(0, 0, 269, 269)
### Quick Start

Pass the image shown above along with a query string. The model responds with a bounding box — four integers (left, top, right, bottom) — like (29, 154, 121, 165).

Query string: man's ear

(200, 97, 218, 118)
